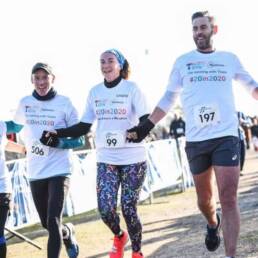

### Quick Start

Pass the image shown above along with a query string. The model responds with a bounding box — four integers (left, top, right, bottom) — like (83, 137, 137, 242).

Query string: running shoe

(132, 252, 144, 258)
(205, 213, 221, 251)
(63, 223, 79, 258)
(109, 231, 129, 258)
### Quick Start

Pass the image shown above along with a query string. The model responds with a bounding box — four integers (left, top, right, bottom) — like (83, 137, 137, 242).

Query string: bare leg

(192, 167, 218, 227)
(214, 165, 240, 257)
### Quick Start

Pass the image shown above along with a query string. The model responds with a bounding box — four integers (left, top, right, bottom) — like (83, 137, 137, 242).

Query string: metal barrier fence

(6, 138, 193, 229)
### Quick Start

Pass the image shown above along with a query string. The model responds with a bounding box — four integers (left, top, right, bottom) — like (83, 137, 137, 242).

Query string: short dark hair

(191, 11, 214, 24)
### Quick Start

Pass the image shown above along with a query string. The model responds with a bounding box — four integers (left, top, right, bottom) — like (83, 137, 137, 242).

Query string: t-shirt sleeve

(64, 99, 80, 127)
(0, 121, 7, 147)
(13, 100, 26, 125)
(131, 84, 150, 118)
(166, 60, 183, 93)
(80, 91, 96, 124)
(233, 54, 258, 93)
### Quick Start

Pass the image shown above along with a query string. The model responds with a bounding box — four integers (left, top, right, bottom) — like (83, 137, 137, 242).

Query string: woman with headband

(40, 49, 150, 258)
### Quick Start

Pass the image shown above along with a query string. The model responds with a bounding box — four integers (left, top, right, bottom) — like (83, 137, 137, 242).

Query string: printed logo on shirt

(41, 108, 55, 112)
(207, 62, 225, 68)
(232, 154, 237, 160)
(111, 100, 124, 105)
(95, 99, 107, 107)
(186, 62, 205, 70)
(96, 108, 127, 116)
(25, 105, 38, 113)
(26, 119, 55, 126)
(116, 94, 128, 98)
(187, 61, 225, 71)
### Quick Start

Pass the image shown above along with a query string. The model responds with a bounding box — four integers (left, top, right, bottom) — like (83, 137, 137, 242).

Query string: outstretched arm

(148, 107, 167, 124)
(127, 91, 179, 142)
(56, 122, 92, 138)
(57, 136, 85, 149)
(40, 122, 91, 148)
(40, 132, 85, 149)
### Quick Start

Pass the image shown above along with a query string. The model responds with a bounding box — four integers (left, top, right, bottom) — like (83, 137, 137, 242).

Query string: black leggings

(30, 176, 70, 258)
(239, 139, 246, 171)
(0, 193, 11, 258)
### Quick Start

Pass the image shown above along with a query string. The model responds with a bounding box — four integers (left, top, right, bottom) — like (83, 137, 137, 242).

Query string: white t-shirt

(14, 94, 79, 180)
(166, 50, 258, 142)
(0, 121, 11, 193)
(81, 79, 150, 165)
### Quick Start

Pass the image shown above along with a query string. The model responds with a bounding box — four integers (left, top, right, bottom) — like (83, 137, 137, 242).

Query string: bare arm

(149, 107, 168, 125)
(126, 91, 178, 142)
(5, 141, 26, 154)
(252, 87, 258, 100)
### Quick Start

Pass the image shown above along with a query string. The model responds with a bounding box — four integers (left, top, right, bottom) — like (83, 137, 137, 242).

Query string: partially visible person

(6, 63, 84, 258)
(169, 114, 185, 139)
(0, 121, 26, 258)
(85, 130, 95, 149)
(242, 115, 252, 149)
(251, 116, 258, 151)
(127, 11, 258, 258)
(41, 49, 149, 258)
(151, 124, 169, 140)
(237, 111, 251, 175)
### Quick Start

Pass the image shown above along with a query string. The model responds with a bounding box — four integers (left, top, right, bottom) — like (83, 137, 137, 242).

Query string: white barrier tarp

(6, 139, 193, 228)
(145, 139, 183, 192)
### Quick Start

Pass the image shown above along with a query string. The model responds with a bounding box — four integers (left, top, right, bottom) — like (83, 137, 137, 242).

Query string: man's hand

(40, 130, 59, 147)
(126, 119, 155, 143)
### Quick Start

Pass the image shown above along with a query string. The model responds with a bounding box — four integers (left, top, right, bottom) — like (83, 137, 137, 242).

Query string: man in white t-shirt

(7, 63, 83, 258)
(127, 11, 258, 258)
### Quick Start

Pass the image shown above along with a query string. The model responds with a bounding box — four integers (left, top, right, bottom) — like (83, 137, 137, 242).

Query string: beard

(194, 31, 213, 51)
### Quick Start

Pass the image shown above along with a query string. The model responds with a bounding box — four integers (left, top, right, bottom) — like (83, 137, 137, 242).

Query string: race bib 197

(30, 140, 49, 157)
(100, 131, 126, 148)
(194, 104, 220, 128)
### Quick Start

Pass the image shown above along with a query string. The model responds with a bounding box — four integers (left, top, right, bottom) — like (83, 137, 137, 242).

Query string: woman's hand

(40, 130, 59, 147)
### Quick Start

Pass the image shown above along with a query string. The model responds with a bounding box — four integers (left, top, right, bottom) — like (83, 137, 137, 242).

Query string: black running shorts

(185, 136, 240, 175)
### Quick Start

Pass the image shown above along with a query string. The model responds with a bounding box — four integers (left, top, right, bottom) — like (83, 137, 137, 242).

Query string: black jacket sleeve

(56, 122, 92, 138)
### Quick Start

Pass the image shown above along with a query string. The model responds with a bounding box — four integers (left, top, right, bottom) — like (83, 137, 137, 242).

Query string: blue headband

(104, 49, 126, 68)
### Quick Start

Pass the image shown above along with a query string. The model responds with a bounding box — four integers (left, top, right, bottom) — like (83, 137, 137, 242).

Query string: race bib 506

(30, 140, 49, 157)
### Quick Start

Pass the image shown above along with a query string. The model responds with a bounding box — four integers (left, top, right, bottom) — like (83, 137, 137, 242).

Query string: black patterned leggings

(97, 161, 147, 252)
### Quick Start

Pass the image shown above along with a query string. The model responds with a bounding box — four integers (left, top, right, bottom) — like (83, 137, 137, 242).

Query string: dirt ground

(7, 150, 258, 258)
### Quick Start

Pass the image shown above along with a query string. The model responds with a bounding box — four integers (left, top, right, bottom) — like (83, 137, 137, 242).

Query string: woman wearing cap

(5, 63, 84, 258)
(0, 122, 26, 258)
(41, 49, 149, 258)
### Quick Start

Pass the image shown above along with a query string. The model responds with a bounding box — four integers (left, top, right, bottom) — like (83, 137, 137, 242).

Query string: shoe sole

(205, 235, 221, 251)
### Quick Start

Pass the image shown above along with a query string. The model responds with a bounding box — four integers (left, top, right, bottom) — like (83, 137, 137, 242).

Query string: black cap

(32, 62, 53, 75)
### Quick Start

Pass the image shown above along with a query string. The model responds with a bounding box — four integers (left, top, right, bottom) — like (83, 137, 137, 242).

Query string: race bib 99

(100, 131, 126, 148)
(194, 104, 220, 128)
